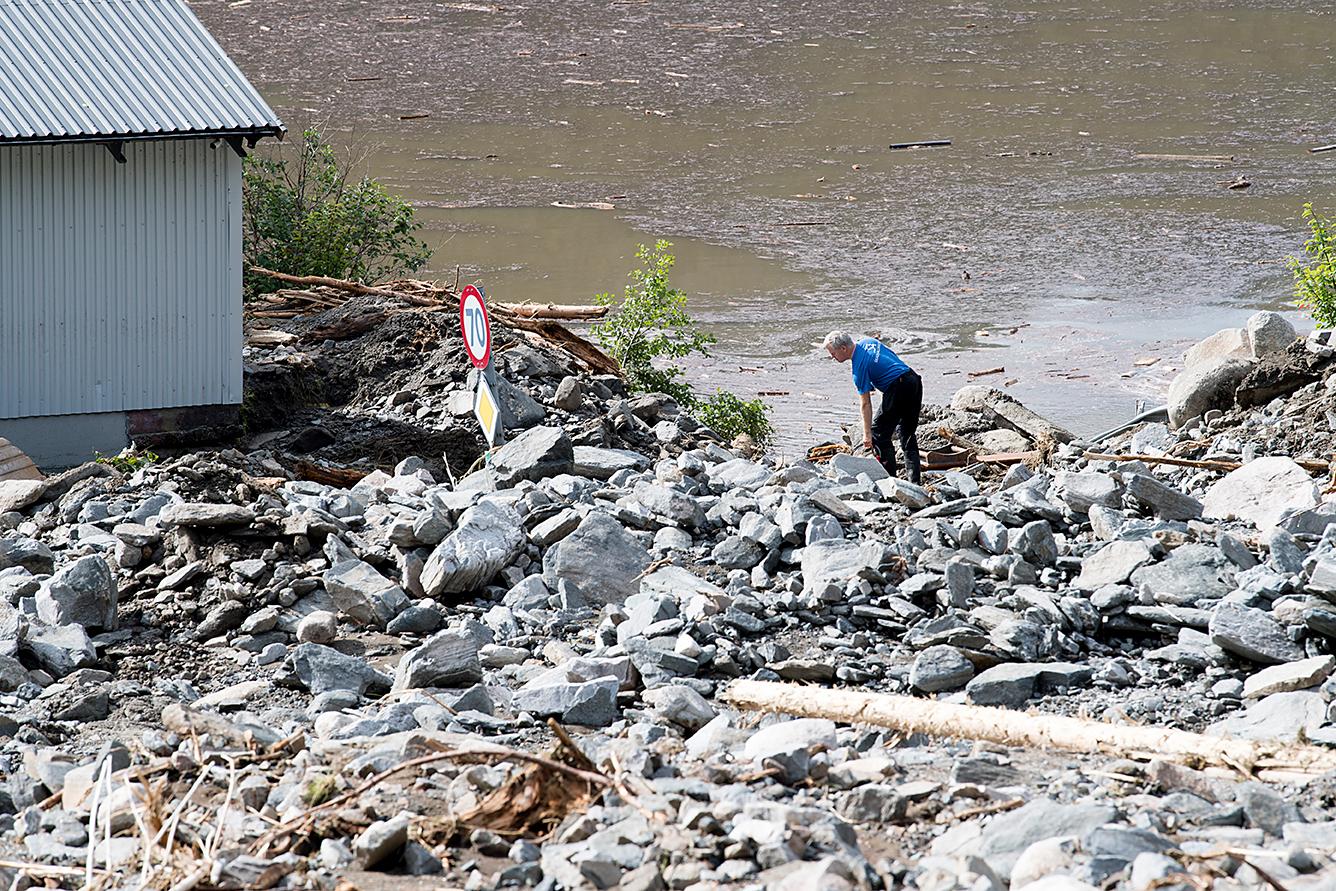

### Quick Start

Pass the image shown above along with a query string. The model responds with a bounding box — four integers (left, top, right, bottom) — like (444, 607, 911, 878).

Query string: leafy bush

(1291, 202, 1336, 328)
(242, 129, 431, 298)
(591, 242, 715, 405)
(695, 390, 774, 443)
(95, 449, 159, 473)
(592, 241, 772, 444)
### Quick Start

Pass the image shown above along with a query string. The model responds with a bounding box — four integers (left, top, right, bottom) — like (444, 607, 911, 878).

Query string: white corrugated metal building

(0, 0, 284, 467)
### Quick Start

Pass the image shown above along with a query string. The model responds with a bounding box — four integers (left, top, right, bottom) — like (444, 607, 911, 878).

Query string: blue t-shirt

(851, 337, 911, 394)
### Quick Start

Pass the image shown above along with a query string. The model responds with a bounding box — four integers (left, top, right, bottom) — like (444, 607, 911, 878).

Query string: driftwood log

(1083, 451, 1331, 475)
(722, 680, 1336, 781)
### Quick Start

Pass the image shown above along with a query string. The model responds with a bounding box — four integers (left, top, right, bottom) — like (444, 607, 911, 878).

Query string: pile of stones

(2, 316, 1336, 890)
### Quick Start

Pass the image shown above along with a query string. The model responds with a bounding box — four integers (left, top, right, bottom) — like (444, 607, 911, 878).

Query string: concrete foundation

(1, 404, 242, 471)
(1, 412, 130, 470)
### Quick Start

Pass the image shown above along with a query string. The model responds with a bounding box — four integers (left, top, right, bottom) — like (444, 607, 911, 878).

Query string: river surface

(199, 0, 1336, 453)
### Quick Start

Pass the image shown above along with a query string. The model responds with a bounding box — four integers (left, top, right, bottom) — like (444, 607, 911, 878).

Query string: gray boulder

(634, 482, 702, 527)
(491, 425, 574, 484)
(322, 559, 409, 629)
(393, 629, 483, 691)
(1010, 520, 1058, 566)
(543, 511, 650, 606)
(1166, 358, 1251, 429)
(571, 446, 648, 480)
(491, 372, 546, 428)
(288, 643, 392, 696)
(22, 623, 97, 677)
(642, 684, 716, 731)
(965, 662, 1093, 709)
(1209, 601, 1303, 664)
(0, 479, 47, 513)
(910, 645, 975, 693)
(800, 539, 885, 596)
(712, 535, 765, 569)
(35, 555, 117, 630)
(829, 454, 888, 481)
(1129, 544, 1233, 606)
(421, 500, 526, 597)
(1202, 457, 1320, 532)
(1246, 310, 1297, 359)
(708, 458, 771, 491)
(1207, 691, 1326, 742)
(951, 798, 1117, 883)
(0, 536, 54, 574)
(1123, 473, 1202, 521)
(514, 675, 620, 726)
(1052, 472, 1121, 514)
(159, 502, 256, 527)
(1075, 539, 1155, 590)
(743, 718, 837, 762)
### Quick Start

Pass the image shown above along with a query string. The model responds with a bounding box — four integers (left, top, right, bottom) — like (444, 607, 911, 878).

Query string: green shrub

(95, 449, 159, 473)
(695, 390, 774, 443)
(591, 241, 715, 405)
(1290, 202, 1336, 328)
(592, 241, 772, 444)
(242, 128, 431, 298)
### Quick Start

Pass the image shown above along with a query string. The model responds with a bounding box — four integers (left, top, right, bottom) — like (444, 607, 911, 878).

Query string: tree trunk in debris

(722, 680, 1336, 780)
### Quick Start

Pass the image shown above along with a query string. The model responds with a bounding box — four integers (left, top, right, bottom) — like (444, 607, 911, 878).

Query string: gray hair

(823, 331, 854, 352)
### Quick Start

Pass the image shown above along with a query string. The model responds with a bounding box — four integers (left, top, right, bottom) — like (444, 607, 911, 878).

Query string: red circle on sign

(459, 285, 491, 369)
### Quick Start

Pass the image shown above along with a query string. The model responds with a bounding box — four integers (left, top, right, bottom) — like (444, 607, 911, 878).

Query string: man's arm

(860, 392, 874, 451)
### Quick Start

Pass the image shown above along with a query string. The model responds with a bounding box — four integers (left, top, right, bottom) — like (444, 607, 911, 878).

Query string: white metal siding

(0, 138, 241, 419)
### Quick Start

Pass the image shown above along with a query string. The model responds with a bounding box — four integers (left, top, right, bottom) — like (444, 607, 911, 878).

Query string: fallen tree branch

(722, 680, 1336, 779)
(1083, 451, 1331, 474)
(496, 302, 607, 321)
(505, 317, 621, 376)
(250, 742, 611, 856)
(248, 268, 442, 307)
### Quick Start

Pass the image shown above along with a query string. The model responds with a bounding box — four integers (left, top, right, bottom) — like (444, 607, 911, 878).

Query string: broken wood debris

(1083, 451, 1332, 475)
(722, 679, 1336, 780)
(1134, 152, 1236, 163)
(889, 139, 951, 150)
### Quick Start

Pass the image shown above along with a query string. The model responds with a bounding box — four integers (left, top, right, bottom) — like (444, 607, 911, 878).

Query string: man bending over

(824, 331, 922, 485)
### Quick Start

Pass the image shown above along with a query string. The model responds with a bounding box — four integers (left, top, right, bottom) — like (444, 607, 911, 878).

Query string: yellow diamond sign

(474, 375, 502, 446)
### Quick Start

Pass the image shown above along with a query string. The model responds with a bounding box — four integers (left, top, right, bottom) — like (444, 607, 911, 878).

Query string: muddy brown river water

(199, 0, 1336, 452)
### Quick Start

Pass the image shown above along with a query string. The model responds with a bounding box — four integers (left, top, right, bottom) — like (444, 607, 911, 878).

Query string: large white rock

(420, 500, 525, 596)
(542, 510, 650, 606)
(1184, 327, 1250, 369)
(0, 479, 48, 513)
(1202, 457, 1319, 532)
(1166, 358, 1252, 429)
(1074, 539, 1155, 590)
(1245, 311, 1297, 359)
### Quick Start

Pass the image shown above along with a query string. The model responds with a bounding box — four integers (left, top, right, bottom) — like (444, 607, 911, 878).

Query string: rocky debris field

(2, 309, 1336, 891)
(240, 293, 690, 484)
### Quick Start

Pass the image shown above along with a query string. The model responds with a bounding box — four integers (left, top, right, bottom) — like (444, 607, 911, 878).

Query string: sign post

(459, 284, 504, 447)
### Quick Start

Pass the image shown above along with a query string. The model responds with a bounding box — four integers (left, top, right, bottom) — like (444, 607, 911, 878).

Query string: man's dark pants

(871, 370, 922, 485)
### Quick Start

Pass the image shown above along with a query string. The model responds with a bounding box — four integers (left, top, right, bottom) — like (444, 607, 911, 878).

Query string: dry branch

(1084, 451, 1331, 474)
(722, 680, 1336, 779)
(496, 302, 607, 321)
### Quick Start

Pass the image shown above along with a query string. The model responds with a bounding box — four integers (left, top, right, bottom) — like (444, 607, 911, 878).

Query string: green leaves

(241, 129, 431, 298)
(1291, 202, 1336, 329)
(695, 390, 774, 443)
(591, 242, 772, 443)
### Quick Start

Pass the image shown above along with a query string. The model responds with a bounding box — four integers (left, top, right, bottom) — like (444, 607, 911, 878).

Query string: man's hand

(862, 435, 874, 452)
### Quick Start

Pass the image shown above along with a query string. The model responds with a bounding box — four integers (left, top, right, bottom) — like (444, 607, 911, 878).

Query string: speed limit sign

(459, 284, 491, 369)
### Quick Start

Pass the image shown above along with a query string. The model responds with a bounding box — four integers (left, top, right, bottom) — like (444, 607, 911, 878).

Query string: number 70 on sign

(459, 284, 492, 369)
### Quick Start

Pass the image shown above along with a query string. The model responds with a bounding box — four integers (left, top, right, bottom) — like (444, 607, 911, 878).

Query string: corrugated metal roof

(0, 0, 284, 143)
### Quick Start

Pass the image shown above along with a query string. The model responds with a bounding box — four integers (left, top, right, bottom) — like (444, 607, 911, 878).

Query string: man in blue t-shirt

(823, 331, 922, 484)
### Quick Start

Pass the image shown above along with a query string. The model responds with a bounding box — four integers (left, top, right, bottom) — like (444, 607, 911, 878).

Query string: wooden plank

(0, 438, 43, 482)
